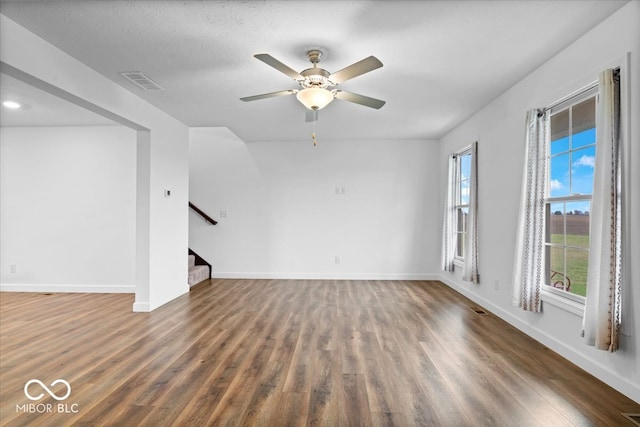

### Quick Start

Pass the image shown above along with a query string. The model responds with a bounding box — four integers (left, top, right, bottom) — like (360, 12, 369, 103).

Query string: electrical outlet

(334, 256, 341, 264)
(494, 279, 500, 291)
(10, 264, 17, 273)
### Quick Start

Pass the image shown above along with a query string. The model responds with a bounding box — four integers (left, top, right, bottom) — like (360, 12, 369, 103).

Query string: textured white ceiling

(0, 0, 628, 142)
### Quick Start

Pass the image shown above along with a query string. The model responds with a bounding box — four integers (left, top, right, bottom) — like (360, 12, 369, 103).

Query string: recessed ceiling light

(2, 101, 21, 109)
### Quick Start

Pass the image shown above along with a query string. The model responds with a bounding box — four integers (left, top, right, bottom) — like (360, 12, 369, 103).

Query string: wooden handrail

(189, 202, 217, 225)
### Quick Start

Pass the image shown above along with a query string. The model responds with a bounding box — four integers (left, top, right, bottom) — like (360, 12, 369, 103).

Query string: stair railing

(189, 202, 217, 225)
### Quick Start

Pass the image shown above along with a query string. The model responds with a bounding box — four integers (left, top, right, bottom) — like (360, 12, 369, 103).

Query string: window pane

(456, 232, 465, 258)
(565, 248, 588, 297)
(572, 97, 596, 149)
(573, 128, 596, 149)
(460, 154, 471, 181)
(565, 201, 590, 248)
(551, 109, 569, 144)
(460, 179, 470, 205)
(549, 202, 564, 244)
(456, 207, 468, 232)
(549, 246, 566, 290)
(550, 153, 570, 197)
(571, 145, 596, 195)
(551, 136, 569, 156)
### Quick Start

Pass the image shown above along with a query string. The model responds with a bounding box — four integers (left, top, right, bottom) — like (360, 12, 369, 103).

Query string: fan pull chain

(312, 120, 318, 147)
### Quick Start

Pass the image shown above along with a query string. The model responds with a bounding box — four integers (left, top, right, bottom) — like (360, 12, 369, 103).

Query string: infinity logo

(24, 379, 71, 401)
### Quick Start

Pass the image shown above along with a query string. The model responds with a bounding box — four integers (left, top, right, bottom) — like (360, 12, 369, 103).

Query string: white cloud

(573, 154, 595, 168)
(550, 179, 564, 190)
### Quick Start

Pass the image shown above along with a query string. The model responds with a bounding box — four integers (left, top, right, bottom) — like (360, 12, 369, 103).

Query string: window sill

(541, 289, 585, 317)
(453, 258, 464, 268)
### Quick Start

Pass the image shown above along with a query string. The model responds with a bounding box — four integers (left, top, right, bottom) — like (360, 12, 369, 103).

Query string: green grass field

(549, 234, 589, 297)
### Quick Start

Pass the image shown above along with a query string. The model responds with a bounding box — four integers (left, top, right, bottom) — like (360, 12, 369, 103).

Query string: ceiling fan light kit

(296, 87, 334, 110)
(241, 49, 385, 116)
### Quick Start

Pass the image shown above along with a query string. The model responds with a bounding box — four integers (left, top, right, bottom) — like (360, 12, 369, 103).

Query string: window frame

(542, 84, 598, 306)
(452, 145, 472, 267)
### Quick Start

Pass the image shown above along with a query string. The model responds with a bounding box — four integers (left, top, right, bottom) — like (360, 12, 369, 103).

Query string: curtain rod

(541, 81, 598, 113)
(541, 67, 620, 113)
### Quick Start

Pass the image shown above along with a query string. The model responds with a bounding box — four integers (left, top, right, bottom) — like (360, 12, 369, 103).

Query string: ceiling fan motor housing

(298, 54, 334, 110)
(300, 68, 331, 89)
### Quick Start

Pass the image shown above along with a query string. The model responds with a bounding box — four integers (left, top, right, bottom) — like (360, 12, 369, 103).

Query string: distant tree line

(553, 210, 590, 215)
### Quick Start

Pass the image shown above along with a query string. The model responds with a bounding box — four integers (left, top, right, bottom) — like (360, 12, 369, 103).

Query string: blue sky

(549, 127, 596, 213)
(459, 154, 471, 205)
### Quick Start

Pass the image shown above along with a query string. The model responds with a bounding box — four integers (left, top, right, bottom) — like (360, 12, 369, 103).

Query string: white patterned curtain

(582, 69, 622, 352)
(463, 141, 479, 283)
(512, 109, 550, 312)
(441, 154, 456, 272)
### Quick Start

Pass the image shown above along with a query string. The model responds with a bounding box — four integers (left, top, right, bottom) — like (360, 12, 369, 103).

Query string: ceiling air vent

(119, 71, 164, 91)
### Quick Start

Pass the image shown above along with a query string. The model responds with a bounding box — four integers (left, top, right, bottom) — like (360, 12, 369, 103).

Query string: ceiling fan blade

(305, 110, 318, 122)
(329, 56, 383, 84)
(333, 90, 386, 109)
(240, 90, 297, 102)
(254, 54, 304, 81)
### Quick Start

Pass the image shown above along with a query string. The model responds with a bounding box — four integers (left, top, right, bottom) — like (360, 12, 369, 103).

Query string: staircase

(188, 201, 216, 287)
(188, 252, 210, 287)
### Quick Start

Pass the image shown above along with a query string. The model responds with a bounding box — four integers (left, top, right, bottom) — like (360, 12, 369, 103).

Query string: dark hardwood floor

(1, 279, 638, 426)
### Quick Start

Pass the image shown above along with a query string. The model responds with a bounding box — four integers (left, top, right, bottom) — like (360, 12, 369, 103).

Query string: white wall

(438, 1, 640, 402)
(1, 15, 190, 311)
(0, 126, 136, 292)
(189, 128, 440, 279)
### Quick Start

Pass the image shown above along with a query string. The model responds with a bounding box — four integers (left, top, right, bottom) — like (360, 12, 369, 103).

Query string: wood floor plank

(271, 392, 309, 427)
(1, 279, 638, 426)
(341, 373, 372, 427)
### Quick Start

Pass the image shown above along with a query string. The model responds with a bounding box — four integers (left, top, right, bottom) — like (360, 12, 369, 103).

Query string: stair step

(188, 265, 209, 287)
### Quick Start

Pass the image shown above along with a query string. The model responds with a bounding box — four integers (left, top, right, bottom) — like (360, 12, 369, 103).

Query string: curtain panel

(441, 154, 457, 272)
(463, 141, 479, 284)
(512, 109, 549, 312)
(582, 69, 623, 352)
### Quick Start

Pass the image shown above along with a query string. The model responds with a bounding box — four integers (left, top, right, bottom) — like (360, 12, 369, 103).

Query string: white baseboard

(437, 275, 640, 404)
(211, 272, 440, 281)
(132, 301, 150, 312)
(0, 283, 135, 293)
(133, 287, 189, 312)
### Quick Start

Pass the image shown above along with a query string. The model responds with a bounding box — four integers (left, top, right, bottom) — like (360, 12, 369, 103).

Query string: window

(454, 148, 472, 263)
(544, 88, 597, 301)
(442, 142, 478, 282)
(515, 67, 623, 319)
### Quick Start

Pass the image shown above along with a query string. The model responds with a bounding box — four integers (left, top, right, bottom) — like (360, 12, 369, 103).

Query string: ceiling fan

(240, 49, 385, 121)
